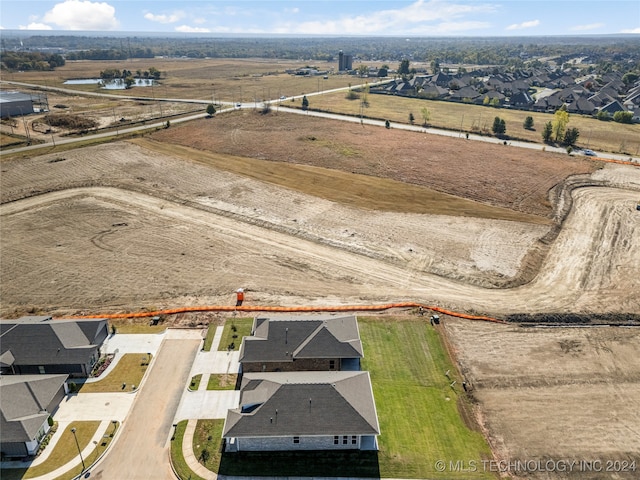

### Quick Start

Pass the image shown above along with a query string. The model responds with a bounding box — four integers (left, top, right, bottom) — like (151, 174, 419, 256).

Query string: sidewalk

(177, 325, 242, 479)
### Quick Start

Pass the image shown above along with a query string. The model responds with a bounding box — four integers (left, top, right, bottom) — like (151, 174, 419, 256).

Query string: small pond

(63, 78, 156, 90)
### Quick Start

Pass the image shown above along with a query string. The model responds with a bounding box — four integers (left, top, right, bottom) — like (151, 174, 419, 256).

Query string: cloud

(284, 7, 300, 14)
(570, 23, 604, 31)
(144, 11, 184, 24)
(175, 25, 210, 33)
(506, 19, 540, 30)
(19, 23, 54, 30)
(273, 0, 496, 35)
(620, 27, 640, 33)
(42, 0, 119, 30)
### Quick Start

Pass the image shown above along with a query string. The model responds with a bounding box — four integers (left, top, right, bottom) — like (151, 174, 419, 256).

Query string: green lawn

(170, 420, 206, 480)
(78, 353, 151, 393)
(189, 374, 202, 391)
(181, 316, 494, 479)
(202, 323, 218, 351)
(217, 318, 253, 352)
(1, 421, 102, 480)
(359, 316, 494, 479)
(207, 374, 237, 390)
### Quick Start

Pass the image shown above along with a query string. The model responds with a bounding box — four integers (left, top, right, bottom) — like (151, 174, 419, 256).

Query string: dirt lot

(1, 109, 639, 479)
(445, 318, 640, 479)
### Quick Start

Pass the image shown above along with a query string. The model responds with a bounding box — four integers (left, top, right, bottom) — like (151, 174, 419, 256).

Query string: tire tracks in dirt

(2, 179, 638, 317)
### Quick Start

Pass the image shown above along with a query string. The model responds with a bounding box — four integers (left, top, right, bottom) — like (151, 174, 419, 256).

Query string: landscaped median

(170, 315, 495, 479)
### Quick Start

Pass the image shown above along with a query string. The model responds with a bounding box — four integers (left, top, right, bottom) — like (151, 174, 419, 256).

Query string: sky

(1, 0, 639, 36)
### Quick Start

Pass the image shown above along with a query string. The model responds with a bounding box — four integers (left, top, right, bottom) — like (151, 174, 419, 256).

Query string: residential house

(599, 100, 626, 116)
(222, 371, 380, 452)
(566, 97, 596, 115)
(0, 316, 109, 377)
(509, 91, 534, 108)
(1, 374, 68, 457)
(239, 315, 363, 373)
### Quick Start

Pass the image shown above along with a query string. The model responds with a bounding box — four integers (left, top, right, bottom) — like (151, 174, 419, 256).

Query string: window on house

(342, 435, 348, 444)
(293, 436, 300, 444)
(334, 436, 339, 444)
(329, 360, 335, 370)
(38, 366, 45, 374)
(352, 436, 357, 445)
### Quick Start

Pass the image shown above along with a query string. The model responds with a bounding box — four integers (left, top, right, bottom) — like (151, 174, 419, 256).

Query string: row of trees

(1, 51, 65, 71)
(5, 34, 638, 72)
(99, 67, 161, 80)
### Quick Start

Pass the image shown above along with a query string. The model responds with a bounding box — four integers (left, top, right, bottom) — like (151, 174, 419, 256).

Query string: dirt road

(90, 339, 199, 480)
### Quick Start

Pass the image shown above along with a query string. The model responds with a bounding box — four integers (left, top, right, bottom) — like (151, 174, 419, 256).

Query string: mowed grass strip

(79, 353, 151, 393)
(133, 138, 549, 224)
(207, 374, 237, 390)
(170, 420, 206, 480)
(359, 316, 494, 479)
(218, 318, 253, 352)
(1, 421, 100, 480)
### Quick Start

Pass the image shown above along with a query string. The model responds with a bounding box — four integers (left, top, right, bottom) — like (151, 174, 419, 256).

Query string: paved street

(90, 338, 200, 480)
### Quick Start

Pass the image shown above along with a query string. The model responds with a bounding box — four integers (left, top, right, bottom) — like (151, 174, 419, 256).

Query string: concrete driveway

(90, 338, 200, 480)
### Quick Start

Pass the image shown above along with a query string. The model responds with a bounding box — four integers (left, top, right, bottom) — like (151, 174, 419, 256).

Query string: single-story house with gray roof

(223, 371, 379, 452)
(1, 374, 68, 458)
(0, 316, 108, 377)
(239, 315, 363, 373)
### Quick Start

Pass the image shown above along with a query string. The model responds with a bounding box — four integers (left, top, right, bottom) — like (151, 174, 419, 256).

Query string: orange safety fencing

(593, 156, 640, 168)
(65, 302, 506, 323)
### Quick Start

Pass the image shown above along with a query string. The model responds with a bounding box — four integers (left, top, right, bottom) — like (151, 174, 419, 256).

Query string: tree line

(0, 51, 65, 71)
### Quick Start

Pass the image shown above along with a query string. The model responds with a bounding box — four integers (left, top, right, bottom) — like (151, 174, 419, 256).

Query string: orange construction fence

(65, 302, 506, 324)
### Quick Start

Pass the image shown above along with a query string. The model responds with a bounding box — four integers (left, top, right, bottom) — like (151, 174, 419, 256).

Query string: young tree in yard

(206, 104, 216, 116)
(409, 112, 415, 125)
(563, 127, 580, 146)
(421, 107, 431, 127)
(542, 121, 553, 143)
(524, 116, 534, 130)
(492, 116, 506, 136)
(301, 95, 309, 110)
(552, 108, 569, 142)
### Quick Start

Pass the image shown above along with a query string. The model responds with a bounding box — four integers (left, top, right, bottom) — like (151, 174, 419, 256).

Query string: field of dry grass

(4, 57, 638, 157)
(148, 110, 598, 219)
(306, 90, 640, 156)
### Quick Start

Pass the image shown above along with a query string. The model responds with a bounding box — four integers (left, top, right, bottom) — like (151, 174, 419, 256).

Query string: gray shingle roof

(0, 317, 108, 367)
(240, 315, 363, 364)
(223, 371, 379, 438)
(1, 374, 67, 442)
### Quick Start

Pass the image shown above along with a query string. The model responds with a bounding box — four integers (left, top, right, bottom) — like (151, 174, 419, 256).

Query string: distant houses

(224, 315, 380, 452)
(372, 67, 640, 121)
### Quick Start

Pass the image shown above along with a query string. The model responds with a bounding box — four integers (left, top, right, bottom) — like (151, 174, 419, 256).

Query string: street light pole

(71, 427, 86, 473)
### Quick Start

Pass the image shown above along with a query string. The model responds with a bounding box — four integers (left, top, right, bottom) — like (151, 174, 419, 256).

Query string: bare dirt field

(445, 318, 640, 479)
(1, 109, 639, 479)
